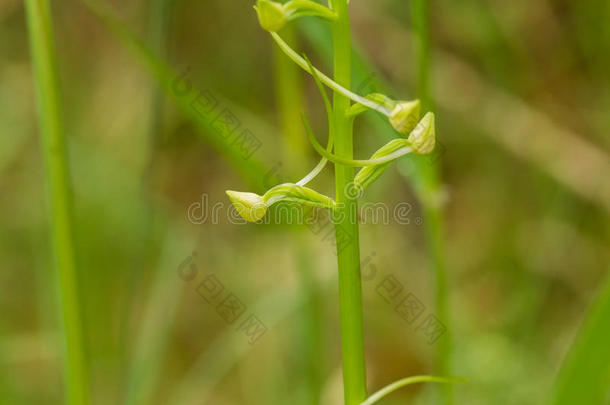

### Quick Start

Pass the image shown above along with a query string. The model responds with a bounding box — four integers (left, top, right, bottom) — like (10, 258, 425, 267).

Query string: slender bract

(24, 0, 89, 404)
(360, 375, 463, 405)
(331, 1, 367, 404)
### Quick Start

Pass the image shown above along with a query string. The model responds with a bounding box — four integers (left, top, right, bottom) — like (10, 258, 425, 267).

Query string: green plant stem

(332, 1, 367, 404)
(411, 0, 451, 403)
(24, 0, 89, 404)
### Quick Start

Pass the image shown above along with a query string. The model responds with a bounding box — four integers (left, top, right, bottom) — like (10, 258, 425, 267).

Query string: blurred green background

(1, 0, 609, 404)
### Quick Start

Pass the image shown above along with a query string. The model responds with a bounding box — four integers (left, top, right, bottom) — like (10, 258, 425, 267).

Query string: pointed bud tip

(255, 0, 286, 32)
(226, 190, 267, 222)
(389, 100, 421, 134)
(408, 112, 435, 154)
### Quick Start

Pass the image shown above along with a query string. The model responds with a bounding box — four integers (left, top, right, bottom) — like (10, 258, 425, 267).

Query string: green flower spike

(226, 183, 336, 222)
(389, 100, 421, 134)
(254, 0, 337, 32)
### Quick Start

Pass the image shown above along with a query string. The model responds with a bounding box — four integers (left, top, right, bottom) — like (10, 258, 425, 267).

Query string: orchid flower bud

(389, 100, 421, 134)
(408, 112, 435, 154)
(254, 0, 287, 32)
(226, 191, 268, 222)
(255, 0, 337, 32)
(264, 183, 336, 209)
(226, 183, 335, 222)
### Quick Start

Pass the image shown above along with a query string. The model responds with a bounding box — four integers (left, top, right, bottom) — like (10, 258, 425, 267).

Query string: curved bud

(389, 100, 421, 134)
(254, 0, 336, 32)
(254, 0, 287, 32)
(226, 184, 335, 222)
(283, 0, 337, 21)
(408, 112, 435, 154)
(354, 139, 413, 192)
(226, 190, 267, 222)
(264, 183, 336, 209)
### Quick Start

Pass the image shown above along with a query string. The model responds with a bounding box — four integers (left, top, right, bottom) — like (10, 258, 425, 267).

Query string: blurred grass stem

(411, 0, 452, 403)
(24, 0, 90, 404)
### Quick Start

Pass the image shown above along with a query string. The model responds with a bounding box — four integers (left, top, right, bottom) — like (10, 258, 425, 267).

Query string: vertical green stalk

(122, 0, 173, 403)
(411, 0, 451, 404)
(331, 1, 367, 404)
(24, 0, 89, 404)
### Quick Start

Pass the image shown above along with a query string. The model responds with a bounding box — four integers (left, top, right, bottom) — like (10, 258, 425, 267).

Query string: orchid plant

(226, 1, 456, 404)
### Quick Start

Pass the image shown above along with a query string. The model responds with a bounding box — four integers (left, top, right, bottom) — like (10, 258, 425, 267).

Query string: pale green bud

(264, 183, 336, 209)
(255, 0, 337, 32)
(389, 100, 421, 134)
(226, 190, 267, 222)
(254, 0, 287, 32)
(408, 112, 435, 154)
(226, 183, 335, 222)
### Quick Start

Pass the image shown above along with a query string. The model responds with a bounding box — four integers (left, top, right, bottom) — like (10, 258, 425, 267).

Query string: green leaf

(548, 273, 610, 405)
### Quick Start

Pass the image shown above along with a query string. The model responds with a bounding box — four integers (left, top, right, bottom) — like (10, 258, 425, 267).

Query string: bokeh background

(1, 0, 609, 404)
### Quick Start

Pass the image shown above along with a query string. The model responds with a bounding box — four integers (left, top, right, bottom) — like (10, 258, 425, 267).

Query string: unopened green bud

(254, 0, 287, 32)
(226, 190, 267, 222)
(264, 183, 336, 209)
(226, 183, 335, 222)
(408, 112, 435, 154)
(389, 100, 420, 134)
(255, 0, 337, 32)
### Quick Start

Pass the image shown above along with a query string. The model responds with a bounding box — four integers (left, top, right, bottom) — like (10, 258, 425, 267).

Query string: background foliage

(1, 0, 609, 404)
